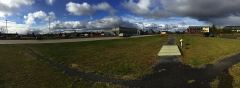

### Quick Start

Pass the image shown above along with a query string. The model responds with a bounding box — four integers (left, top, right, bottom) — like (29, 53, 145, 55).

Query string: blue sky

(8, 0, 127, 23)
(1, 0, 240, 34)
(1, 0, 207, 24)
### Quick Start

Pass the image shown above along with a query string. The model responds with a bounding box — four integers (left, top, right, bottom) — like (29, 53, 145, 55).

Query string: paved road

(0, 35, 156, 44)
(130, 35, 155, 38)
(0, 37, 122, 44)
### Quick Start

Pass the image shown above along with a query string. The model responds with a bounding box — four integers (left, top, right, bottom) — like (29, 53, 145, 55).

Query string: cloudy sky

(0, 0, 240, 34)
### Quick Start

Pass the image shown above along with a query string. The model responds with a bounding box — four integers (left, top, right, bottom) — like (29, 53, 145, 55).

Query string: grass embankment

(176, 34, 240, 88)
(0, 35, 166, 88)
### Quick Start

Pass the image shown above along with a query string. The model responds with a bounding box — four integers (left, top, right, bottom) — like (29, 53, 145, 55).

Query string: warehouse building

(113, 26, 139, 37)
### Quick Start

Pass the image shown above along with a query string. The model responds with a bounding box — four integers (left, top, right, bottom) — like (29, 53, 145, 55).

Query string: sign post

(180, 39, 183, 48)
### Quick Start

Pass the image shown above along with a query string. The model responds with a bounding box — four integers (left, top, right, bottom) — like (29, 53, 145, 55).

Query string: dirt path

(166, 35, 176, 45)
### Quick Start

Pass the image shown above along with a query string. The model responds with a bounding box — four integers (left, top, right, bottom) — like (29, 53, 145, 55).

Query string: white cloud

(123, 0, 170, 18)
(24, 11, 47, 25)
(123, 0, 240, 25)
(86, 16, 122, 29)
(48, 12, 56, 20)
(24, 11, 56, 26)
(46, 0, 55, 5)
(121, 15, 208, 26)
(93, 2, 115, 14)
(0, 0, 34, 8)
(0, 0, 34, 17)
(51, 16, 138, 31)
(124, 0, 151, 13)
(66, 2, 115, 16)
(52, 20, 85, 29)
(66, 2, 93, 16)
(0, 10, 55, 34)
(0, 20, 28, 34)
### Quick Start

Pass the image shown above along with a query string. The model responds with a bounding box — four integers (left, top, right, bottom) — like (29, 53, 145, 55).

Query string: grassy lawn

(27, 36, 166, 79)
(0, 35, 166, 87)
(175, 34, 240, 88)
(176, 34, 240, 67)
(0, 45, 73, 88)
(229, 64, 240, 88)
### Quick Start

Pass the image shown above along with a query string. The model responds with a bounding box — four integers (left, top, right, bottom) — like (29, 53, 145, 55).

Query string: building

(113, 26, 139, 37)
(202, 27, 210, 33)
(187, 26, 210, 33)
(223, 26, 240, 32)
(0, 33, 19, 40)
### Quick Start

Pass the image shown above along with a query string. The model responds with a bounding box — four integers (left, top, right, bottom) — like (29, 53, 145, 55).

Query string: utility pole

(48, 16, 51, 31)
(5, 20, 8, 33)
(142, 22, 144, 33)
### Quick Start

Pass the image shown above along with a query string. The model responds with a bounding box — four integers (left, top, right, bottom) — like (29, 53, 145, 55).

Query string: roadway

(0, 35, 156, 44)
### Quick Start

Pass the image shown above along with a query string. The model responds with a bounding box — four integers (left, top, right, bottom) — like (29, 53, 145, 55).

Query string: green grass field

(0, 45, 73, 88)
(0, 36, 166, 88)
(3, 34, 240, 88)
(176, 34, 240, 88)
(28, 36, 167, 79)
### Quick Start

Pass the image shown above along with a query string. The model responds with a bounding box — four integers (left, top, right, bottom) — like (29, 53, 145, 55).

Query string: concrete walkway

(158, 45, 181, 56)
(158, 36, 181, 56)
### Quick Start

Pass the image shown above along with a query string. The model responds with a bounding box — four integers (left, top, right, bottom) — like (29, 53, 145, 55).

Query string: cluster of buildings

(0, 26, 149, 40)
(187, 26, 211, 33)
(186, 26, 240, 34)
(223, 26, 240, 32)
(1, 24, 240, 40)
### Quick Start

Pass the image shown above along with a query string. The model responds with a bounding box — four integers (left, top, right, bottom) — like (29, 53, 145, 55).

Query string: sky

(0, 0, 240, 34)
